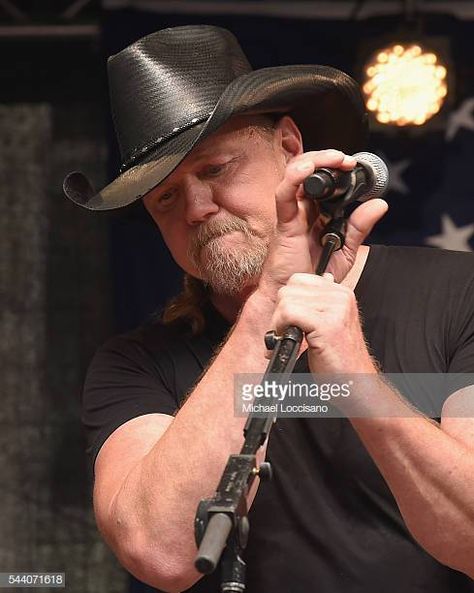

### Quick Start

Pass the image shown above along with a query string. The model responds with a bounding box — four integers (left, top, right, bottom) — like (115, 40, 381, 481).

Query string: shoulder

(87, 305, 229, 393)
(370, 243, 474, 265)
(94, 317, 195, 366)
(368, 245, 474, 345)
(98, 301, 229, 360)
(83, 320, 194, 403)
(357, 245, 474, 330)
(366, 245, 474, 285)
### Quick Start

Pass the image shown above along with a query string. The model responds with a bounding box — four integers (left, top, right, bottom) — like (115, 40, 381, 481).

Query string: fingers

(290, 150, 358, 171)
(345, 198, 389, 248)
(269, 273, 356, 337)
(275, 150, 357, 226)
(283, 272, 335, 288)
(272, 273, 340, 323)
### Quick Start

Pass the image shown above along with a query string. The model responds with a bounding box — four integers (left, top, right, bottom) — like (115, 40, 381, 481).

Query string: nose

(182, 175, 219, 225)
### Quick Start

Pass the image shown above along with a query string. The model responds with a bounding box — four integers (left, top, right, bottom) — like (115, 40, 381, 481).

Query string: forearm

(273, 271, 474, 576)
(108, 290, 275, 589)
(345, 376, 474, 576)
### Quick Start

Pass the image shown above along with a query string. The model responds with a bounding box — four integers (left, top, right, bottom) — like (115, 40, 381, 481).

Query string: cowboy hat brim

(64, 64, 368, 211)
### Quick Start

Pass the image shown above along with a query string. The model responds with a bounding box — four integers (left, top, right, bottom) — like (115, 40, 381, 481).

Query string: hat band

(119, 112, 212, 173)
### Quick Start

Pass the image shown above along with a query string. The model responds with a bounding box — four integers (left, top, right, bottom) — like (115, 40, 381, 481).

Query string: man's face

(143, 115, 300, 295)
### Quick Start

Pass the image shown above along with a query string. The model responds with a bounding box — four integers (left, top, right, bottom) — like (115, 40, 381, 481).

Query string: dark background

(0, 1, 473, 592)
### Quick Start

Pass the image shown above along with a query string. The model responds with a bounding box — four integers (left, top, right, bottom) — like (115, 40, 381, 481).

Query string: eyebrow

(151, 151, 244, 198)
(190, 145, 241, 163)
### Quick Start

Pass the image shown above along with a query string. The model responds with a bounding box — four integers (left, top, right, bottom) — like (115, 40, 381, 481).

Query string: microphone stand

(194, 205, 348, 593)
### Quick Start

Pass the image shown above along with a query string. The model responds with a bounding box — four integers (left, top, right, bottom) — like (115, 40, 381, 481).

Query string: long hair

(161, 274, 209, 335)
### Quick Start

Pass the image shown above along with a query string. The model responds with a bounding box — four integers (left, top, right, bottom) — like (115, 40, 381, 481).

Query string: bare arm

(271, 273, 474, 579)
(94, 290, 274, 592)
(347, 384, 474, 578)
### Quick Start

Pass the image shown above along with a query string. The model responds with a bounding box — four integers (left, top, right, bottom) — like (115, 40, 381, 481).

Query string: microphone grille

(352, 152, 389, 200)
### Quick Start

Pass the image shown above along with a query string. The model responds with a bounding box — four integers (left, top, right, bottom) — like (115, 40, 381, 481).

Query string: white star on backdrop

(425, 213, 474, 251)
(387, 158, 411, 195)
(376, 153, 411, 195)
(445, 97, 474, 142)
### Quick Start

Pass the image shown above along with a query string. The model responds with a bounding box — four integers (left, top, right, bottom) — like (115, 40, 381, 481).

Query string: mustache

(188, 216, 258, 257)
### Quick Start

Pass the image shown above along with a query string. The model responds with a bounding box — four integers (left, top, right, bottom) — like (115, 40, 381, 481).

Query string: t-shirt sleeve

(443, 258, 474, 399)
(448, 272, 474, 373)
(82, 332, 179, 475)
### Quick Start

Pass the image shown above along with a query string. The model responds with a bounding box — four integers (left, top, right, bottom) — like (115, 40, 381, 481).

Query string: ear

(274, 115, 304, 163)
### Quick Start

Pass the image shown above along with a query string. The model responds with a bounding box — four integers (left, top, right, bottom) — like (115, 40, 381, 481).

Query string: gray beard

(187, 216, 270, 295)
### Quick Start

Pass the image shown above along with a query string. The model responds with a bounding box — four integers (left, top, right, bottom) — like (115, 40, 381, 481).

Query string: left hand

(269, 272, 377, 374)
(256, 149, 388, 301)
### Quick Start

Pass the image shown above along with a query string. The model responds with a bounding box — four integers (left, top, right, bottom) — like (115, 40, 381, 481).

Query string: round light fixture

(362, 43, 448, 126)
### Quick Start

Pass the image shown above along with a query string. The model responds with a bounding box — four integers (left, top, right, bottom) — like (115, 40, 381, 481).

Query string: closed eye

(201, 163, 227, 178)
(201, 156, 240, 179)
(204, 164, 225, 176)
(154, 188, 178, 212)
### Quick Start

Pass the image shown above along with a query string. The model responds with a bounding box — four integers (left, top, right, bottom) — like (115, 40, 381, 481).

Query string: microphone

(303, 152, 389, 207)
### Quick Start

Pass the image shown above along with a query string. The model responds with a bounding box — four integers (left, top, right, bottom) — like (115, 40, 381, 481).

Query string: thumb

(346, 198, 388, 246)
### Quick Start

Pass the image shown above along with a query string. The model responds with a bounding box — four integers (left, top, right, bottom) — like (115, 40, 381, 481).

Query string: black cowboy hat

(63, 24, 368, 211)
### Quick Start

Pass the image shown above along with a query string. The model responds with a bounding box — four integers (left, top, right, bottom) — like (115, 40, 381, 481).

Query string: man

(65, 25, 474, 592)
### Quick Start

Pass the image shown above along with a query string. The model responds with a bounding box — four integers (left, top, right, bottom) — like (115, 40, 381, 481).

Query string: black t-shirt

(83, 245, 474, 592)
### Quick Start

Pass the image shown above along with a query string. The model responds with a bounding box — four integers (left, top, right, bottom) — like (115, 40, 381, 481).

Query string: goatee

(188, 215, 270, 295)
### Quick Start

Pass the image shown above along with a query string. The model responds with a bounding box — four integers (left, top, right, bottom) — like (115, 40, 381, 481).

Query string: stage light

(362, 42, 448, 127)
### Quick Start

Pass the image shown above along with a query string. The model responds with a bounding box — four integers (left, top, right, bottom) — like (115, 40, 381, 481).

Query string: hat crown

(107, 25, 252, 166)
